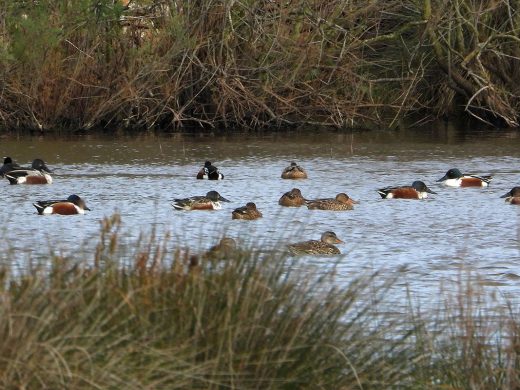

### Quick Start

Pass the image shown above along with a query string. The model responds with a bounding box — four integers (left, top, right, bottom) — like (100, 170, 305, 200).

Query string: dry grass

(0, 0, 519, 132)
(0, 215, 519, 388)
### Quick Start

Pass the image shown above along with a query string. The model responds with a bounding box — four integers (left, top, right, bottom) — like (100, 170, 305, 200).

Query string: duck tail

(482, 175, 493, 184)
(5, 174, 18, 185)
(33, 202, 45, 215)
(171, 202, 185, 211)
(376, 189, 388, 199)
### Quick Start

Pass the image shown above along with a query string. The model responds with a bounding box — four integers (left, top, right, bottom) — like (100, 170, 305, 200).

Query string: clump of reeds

(0, 0, 518, 132)
(409, 273, 520, 389)
(0, 215, 519, 388)
(0, 215, 411, 388)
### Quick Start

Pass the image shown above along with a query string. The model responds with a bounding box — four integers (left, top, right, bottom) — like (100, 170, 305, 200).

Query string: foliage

(0, 0, 519, 131)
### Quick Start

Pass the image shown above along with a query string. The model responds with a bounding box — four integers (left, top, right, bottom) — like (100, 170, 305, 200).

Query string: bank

(0, 1, 519, 133)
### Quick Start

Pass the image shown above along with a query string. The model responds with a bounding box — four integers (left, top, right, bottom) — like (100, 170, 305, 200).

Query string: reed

(0, 0, 518, 133)
(0, 215, 519, 388)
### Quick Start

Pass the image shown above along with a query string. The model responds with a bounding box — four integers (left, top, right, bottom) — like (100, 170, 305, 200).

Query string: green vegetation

(1, 0, 519, 132)
(0, 215, 519, 388)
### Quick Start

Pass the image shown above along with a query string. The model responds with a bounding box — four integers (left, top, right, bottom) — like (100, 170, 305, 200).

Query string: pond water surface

(1, 125, 520, 307)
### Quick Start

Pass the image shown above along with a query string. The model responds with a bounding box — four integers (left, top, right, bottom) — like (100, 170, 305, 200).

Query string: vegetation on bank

(0, 0, 519, 132)
(0, 215, 519, 388)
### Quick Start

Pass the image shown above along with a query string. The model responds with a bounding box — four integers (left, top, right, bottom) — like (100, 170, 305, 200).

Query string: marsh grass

(0, 215, 519, 389)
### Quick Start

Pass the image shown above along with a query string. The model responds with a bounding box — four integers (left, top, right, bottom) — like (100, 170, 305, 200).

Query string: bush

(1, 0, 519, 132)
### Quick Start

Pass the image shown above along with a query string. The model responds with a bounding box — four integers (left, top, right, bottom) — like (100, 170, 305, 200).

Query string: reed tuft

(0, 216, 519, 388)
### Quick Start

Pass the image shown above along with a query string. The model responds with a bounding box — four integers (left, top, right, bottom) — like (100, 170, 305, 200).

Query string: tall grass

(0, 215, 519, 388)
(0, 0, 519, 132)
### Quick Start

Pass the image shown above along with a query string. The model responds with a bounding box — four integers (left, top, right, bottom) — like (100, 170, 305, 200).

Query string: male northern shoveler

(288, 231, 343, 255)
(281, 162, 308, 179)
(437, 168, 492, 187)
(196, 161, 224, 180)
(500, 187, 520, 205)
(377, 181, 436, 199)
(33, 194, 90, 215)
(5, 159, 53, 184)
(278, 188, 306, 207)
(306, 193, 358, 211)
(203, 237, 238, 260)
(172, 191, 230, 210)
(0, 157, 20, 177)
(232, 202, 263, 220)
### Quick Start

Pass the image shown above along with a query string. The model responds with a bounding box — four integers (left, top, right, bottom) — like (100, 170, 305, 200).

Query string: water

(1, 126, 520, 306)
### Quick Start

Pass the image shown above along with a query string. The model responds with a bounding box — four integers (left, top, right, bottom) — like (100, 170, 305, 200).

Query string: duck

(377, 181, 436, 199)
(288, 231, 343, 255)
(0, 157, 20, 177)
(232, 202, 263, 220)
(196, 161, 224, 180)
(500, 187, 520, 205)
(202, 237, 238, 260)
(33, 194, 90, 215)
(278, 188, 306, 207)
(306, 193, 358, 210)
(5, 159, 53, 184)
(281, 162, 308, 179)
(437, 168, 492, 187)
(172, 191, 230, 210)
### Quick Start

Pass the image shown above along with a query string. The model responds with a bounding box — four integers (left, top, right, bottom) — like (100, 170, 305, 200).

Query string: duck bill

(334, 238, 344, 244)
(84, 206, 91, 211)
(42, 165, 52, 173)
(426, 188, 437, 194)
(500, 192, 511, 198)
(436, 175, 447, 182)
(220, 197, 230, 202)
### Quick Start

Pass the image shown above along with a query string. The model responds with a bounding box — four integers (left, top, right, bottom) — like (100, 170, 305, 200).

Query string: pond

(1, 124, 519, 307)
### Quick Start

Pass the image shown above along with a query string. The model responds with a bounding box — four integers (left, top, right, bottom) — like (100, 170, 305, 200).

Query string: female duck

(278, 188, 306, 207)
(281, 162, 308, 179)
(500, 187, 520, 205)
(288, 231, 343, 255)
(306, 193, 357, 210)
(232, 202, 263, 220)
(203, 237, 238, 260)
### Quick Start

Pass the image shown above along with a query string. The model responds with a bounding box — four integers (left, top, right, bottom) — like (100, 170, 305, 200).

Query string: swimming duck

(196, 161, 224, 180)
(203, 237, 238, 260)
(5, 159, 53, 184)
(377, 181, 436, 199)
(278, 188, 306, 207)
(306, 193, 358, 210)
(232, 202, 263, 220)
(281, 162, 308, 179)
(33, 194, 90, 215)
(437, 168, 492, 187)
(0, 157, 20, 177)
(288, 231, 343, 255)
(500, 187, 520, 205)
(172, 191, 230, 210)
